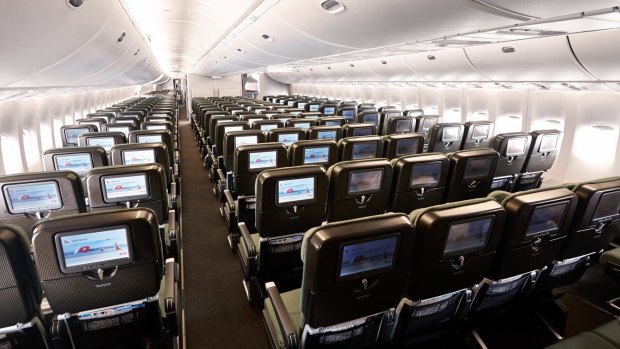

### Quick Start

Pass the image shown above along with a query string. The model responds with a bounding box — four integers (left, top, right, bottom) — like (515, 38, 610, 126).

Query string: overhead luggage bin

(569, 28, 620, 81)
(404, 47, 490, 81)
(465, 35, 595, 82)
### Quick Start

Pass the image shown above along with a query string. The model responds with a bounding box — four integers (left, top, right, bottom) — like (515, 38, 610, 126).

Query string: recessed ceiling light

(321, 0, 346, 14)
(261, 34, 274, 42)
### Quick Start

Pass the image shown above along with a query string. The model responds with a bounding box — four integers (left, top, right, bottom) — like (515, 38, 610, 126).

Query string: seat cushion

(600, 247, 620, 266)
(264, 288, 302, 349)
(545, 319, 620, 349)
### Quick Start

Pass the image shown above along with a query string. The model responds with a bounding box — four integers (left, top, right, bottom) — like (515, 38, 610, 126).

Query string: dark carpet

(179, 109, 269, 349)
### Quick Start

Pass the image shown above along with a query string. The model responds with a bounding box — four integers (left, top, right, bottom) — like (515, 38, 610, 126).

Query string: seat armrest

(168, 209, 177, 243)
(266, 282, 299, 349)
(224, 189, 236, 208)
(239, 222, 256, 258)
(217, 168, 227, 182)
(164, 258, 178, 314)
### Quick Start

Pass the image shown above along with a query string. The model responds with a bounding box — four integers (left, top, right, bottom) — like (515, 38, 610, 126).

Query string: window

(1, 135, 23, 175)
(469, 111, 489, 121)
(443, 108, 461, 123)
(40, 123, 54, 152)
(53, 118, 64, 148)
(573, 124, 618, 166)
(22, 130, 40, 170)
(495, 115, 522, 135)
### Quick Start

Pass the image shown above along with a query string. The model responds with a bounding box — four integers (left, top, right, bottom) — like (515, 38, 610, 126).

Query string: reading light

(262, 33, 274, 41)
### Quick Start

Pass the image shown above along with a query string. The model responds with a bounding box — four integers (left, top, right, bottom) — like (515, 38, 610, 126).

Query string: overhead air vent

(349, 64, 355, 68)
(117, 32, 126, 43)
(134, 49, 140, 56)
(502, 46, 515, 53)
(262, 34, 274, 42)
(321, 0, 346, 14)
(381, 60, 387, 65)
(427, 55, 436, 60)
(67, 0, 84, 8)
(237, 48, 245, 53)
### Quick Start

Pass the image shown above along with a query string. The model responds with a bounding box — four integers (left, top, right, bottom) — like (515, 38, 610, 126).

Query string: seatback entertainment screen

(102, 173, 149, 202)
(339, 235, 398, 279)
(352, 142, 377, 160)
(54, 153, 93, 176)
(248, 150, 278, 171)
(123, 149, 156, 165)
(276, 176, 316, 206)
(443, 216, 493, 258)
(303, 147, 330, 165)
(3, 181, 62, 214)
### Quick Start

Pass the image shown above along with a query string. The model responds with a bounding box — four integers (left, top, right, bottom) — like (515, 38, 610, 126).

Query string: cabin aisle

(179, 108, 269, 348)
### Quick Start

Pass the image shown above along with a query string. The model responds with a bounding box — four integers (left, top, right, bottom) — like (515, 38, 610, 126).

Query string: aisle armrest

(266, 282, 299, 349)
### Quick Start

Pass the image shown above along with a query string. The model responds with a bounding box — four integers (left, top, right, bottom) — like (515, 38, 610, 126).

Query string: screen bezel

(54, 224, 135, 274)
(337, 233, 401, 282)
(3, 180, 63, 214)
(274, 175, 318, 208)
(347, 168, 385, 196)
(441, 215, 494, 259)
(524, 201, 569, 239)
(100, 173, 150, 203)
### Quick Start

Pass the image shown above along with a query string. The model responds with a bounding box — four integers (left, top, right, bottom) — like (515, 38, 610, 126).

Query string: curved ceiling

(120, 0, 619, 78)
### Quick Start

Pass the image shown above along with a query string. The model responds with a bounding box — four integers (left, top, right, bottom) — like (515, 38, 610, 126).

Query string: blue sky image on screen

(249, 151, 277, 170)
(278, 133, 298, 146)
(444, 217, 492, 257)
(5, 181, 62, 213)
(137, 135, 163, 144)
(325, 121, 341, 126)
(123, 149, 155, 165)
(323, 107, 335, 115)
(304, 147, 329, 164)
(86, 137, 115, 152)
(363, 114, 379, 125)
(64, 128, 89, 144)
(309, 104, 320, 112)
(235, 135, 258, 148)
(55, 153, 92, 175)
(349, 169, 383, 194)
(104, 175, 148, 199)
(146, 125, 167, 130)
(317, 131, 337, 140)
(352, 142, 376, 159)
(294, 122, 310, 130)
(60, 228, 130, 268)
(277, 177, 314, 204)
(297, 102, 306, 108)
(340, 236, 397, 278)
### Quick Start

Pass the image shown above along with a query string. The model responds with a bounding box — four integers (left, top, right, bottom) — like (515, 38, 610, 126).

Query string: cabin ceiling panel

(569, 28, 620, 81)
(475, 0, 620, 19)
(0, 1, 164, 87)
(464, 35, 595, 81)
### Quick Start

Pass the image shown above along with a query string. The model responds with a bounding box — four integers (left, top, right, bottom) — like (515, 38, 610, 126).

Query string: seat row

(0, 208, 179, 349)
(253, 175, 620, 348)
